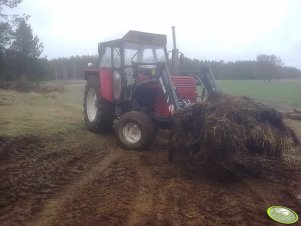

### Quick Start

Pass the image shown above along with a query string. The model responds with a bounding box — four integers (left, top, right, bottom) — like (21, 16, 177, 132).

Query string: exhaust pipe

(171, 26, 179, 75)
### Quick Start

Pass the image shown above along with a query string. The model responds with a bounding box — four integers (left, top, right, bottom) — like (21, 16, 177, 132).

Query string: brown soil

(0, 129, 301, 226)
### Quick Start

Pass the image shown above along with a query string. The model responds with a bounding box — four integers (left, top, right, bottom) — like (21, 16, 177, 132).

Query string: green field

(217, 80, 301, 108)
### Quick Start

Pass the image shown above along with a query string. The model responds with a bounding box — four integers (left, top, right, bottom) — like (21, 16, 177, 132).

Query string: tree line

(1, 0, 301, 81)
(179, 55, 301, 80)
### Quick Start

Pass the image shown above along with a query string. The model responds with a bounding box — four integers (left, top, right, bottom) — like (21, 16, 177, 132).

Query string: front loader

(83, 29, 217, 149)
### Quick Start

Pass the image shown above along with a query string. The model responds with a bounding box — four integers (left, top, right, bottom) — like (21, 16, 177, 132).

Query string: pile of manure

(169, 93, 299, 163)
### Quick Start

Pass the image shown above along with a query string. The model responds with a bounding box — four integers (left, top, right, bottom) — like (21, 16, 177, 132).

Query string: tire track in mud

(125, 161, 156, 226)
(125, 156, 178, 226)
(44, 151, 140, 226)
(126, 152, 206, 226)
(28, 149, 122, 226)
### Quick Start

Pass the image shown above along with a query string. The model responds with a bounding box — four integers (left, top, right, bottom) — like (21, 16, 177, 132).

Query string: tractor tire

(116, 111, 155, 150)
(83, 77, 114, 133)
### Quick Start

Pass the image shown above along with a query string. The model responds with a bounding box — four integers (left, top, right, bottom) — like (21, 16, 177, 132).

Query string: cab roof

(98, 30, 167, 47)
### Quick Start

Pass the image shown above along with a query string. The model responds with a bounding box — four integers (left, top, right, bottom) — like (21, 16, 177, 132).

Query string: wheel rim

(123, 122, 142, 144)
(86, 88, 97, 122)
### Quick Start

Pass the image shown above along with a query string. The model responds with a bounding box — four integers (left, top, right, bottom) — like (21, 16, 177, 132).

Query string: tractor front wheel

(116, 111, 155, 149)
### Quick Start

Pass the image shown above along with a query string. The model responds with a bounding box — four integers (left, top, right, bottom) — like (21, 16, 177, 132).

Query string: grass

(1, 79, 301, 137)
(0, 83, 85, 137)
(217, 80, 301, 108)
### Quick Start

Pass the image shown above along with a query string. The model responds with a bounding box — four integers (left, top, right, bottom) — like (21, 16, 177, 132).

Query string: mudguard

(84, 69, 113, 102)
(100, 69, 113, 102)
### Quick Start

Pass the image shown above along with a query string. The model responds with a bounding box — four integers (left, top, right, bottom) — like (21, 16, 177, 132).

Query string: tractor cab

(95, 31, 169, 103)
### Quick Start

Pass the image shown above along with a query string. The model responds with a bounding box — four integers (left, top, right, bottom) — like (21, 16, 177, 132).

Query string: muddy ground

(0, 128, 300, 226)
(0, 82, 301, 226)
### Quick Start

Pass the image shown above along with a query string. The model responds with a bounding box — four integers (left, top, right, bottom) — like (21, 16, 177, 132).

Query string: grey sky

(6, 0, 301, 69)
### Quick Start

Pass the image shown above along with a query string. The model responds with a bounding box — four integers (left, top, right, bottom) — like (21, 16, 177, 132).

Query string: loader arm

(157, 62, 181, 113)
(197, 65, 218, 96)
(132, 62, 181, 114)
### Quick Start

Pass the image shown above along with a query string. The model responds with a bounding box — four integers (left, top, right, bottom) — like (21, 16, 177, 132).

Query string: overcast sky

(6, 0, 301, 69)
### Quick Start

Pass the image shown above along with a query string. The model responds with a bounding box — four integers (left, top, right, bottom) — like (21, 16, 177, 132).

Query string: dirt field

(1, 82, 301, 226)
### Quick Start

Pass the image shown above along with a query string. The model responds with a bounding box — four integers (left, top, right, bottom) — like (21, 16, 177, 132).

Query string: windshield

(124, 42, 166, 65)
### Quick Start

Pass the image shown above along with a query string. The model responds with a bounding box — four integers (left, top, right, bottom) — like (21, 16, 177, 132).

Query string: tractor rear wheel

(84, 77, 114, 133)
(116, 111, 155, 149)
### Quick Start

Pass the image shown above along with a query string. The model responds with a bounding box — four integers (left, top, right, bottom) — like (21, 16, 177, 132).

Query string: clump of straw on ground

(169, 93, 299, 163)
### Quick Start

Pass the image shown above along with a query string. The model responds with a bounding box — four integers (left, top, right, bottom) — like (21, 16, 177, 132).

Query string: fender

(99, 68, 113, 102)
(84, 69, 113, 102)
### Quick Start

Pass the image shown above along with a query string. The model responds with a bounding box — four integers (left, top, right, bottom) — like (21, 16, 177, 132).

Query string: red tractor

(83, 29, 217, 149)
